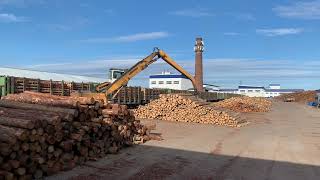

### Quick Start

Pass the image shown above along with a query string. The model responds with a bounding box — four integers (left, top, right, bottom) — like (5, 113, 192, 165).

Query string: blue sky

(0, 0, 319, 89)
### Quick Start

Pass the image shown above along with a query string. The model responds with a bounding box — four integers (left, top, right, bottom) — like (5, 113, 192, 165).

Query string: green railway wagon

(224, 93, 232, 99)
(90, 83, 100, 92)
(196, 91, 218, 101)
(217, 92, 225, 100)
(0, 76, 7, 97)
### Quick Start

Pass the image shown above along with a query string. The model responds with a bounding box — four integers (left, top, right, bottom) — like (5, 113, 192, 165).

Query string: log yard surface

(47, 97, 320, 180)
(1, 1, 320, 179)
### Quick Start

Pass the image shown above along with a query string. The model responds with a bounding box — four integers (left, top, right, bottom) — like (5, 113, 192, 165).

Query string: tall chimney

(194, 37, 204, 92)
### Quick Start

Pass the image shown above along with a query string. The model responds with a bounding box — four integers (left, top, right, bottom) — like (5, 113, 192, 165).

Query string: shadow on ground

(51, 144, 320, 180)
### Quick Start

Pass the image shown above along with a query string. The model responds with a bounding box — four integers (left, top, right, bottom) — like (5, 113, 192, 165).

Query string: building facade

(149, 72, 222, 91)
(149, 72, 193, 90)
(316, 90, 320, 104)
(203, 84, 220, 92)
(220, 84, 304, 97)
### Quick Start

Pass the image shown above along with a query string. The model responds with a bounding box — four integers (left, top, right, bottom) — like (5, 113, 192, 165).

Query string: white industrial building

(203, 84, 220, 92)
(149, 72, 304, 97)
(219, 84, 304, 98)
(149, 72, 220, 91)
(0, 67, 105, 83)
(149, 72, 193, 90)
(316, 90, 320, 104)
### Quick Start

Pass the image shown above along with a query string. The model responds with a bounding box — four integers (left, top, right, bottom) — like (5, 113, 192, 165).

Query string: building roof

(220, 85, 304, 93)
(0, 67, 105, 83)
(203, 83, 220, 87)
(219, 89, 238, 91)
(149, 74, 188, 79)
(265, 89, 304, 92)
(238, 85, 265, 89)
(269, 84, 280, 86)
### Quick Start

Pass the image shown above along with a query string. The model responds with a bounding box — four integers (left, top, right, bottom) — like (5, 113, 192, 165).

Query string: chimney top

(194, 37, 204, 52)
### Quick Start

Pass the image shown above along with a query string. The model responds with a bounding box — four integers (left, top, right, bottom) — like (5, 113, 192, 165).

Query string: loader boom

(158, 50, 196, 88)
(105, 48, 197, 96)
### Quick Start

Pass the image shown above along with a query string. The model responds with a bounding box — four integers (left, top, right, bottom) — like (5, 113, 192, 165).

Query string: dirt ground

(47, 101, 320, 180)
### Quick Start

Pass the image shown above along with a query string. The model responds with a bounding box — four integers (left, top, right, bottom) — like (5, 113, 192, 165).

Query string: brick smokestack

(194, 37, 204, 92)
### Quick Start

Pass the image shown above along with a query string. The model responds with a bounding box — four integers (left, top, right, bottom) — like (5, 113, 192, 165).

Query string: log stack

(133, 94, 245, 127)
(0, 92, 153, 179)
(275, 91, 316, 104)
(213, 96, 272, 113)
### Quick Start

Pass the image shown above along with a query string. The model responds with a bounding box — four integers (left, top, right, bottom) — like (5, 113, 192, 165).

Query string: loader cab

(109, 68, 127, 83)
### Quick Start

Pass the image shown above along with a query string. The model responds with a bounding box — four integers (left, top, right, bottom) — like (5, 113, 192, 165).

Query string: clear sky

(0, 0, 319, 89)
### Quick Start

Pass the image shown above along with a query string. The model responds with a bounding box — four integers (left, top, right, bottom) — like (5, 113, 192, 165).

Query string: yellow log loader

(95, 48, 197, 100)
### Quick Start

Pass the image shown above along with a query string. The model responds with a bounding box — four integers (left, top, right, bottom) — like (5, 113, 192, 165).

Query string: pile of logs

(213, 96, 272, 113)
(275, 91, 316, 104)
(133, 94, 244, 127)
(0, 91, 153, 179)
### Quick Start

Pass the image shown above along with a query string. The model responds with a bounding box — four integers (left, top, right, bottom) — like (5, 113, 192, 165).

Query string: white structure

(149, 72, 193, 90)
(0, 67, 105, 83)
(269, 84, 280, 89)
(219, 84, 304, 98)
(316, 90, 320, 104)
(203, 84, 220, 92)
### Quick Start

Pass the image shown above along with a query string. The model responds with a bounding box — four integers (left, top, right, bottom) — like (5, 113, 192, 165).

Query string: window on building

(159, 81, 164, 84)
(255, 90, 261, 92)
(151, 81, 156, 84)
(173, 81, 179, 84)
(248, 90, 253, 92)
(166, 81, 172, 84)
(240, 90, 245, 93)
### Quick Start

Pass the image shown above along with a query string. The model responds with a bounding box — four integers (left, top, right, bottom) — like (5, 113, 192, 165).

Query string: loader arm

(157, 50, 197, 89)
(105, 49, 197, 96)
(105, 52, 158, 95)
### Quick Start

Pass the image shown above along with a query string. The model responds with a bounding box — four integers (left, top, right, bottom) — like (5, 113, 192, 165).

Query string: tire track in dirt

(69, 158, 136, 180)
(210, 128, 240, 155)
(209, 128, 246, 180)
(264, 141, 280, 180)
(128, 156, 190, 180)
(213, 151, 243, 180)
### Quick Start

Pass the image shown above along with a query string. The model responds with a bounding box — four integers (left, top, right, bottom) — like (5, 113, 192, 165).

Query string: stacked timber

(275, 91, 316, 104)
(133, 94, 244, 127)
(213, 96, 272, 113)
(6, 76, 94, 96)
(0, 92, 153, 179)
